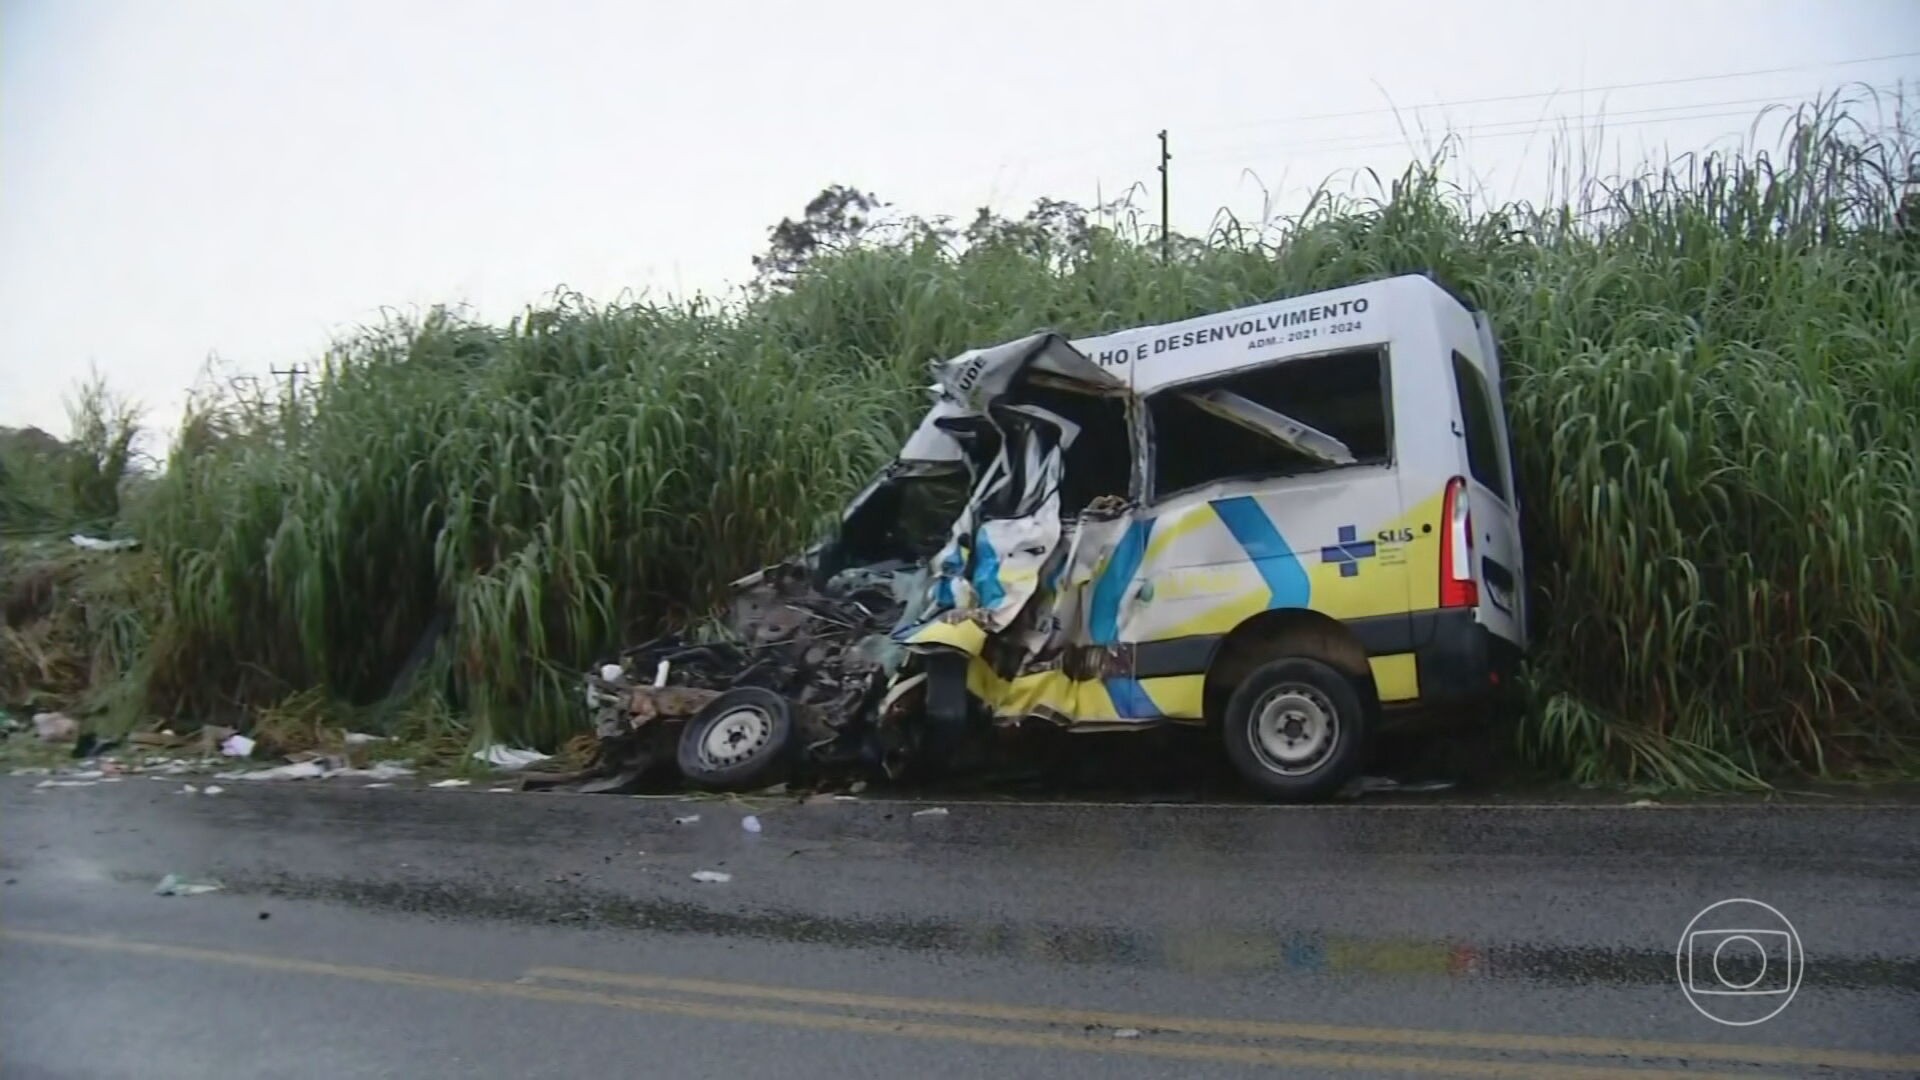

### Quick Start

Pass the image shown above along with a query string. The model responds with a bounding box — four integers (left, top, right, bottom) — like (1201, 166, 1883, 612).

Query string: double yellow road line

(7, 928, 1915, 1077)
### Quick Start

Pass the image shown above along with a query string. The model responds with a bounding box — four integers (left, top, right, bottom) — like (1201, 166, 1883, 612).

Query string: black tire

(677, 687, 796, 791)
(1220, 657, 1369, 802)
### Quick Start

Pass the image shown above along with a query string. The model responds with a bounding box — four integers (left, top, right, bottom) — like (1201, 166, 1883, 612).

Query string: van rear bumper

(1410, 609, 1519, 705)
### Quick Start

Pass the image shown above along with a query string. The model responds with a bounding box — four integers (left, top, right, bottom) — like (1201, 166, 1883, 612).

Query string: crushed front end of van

(583, 329, 1131, 791)
(584, 274, 1527, 800)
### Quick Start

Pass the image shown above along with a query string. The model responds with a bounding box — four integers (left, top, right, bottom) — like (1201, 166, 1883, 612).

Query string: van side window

(1450, 351, 1509, 502)
(1148, 348, 1390, 498)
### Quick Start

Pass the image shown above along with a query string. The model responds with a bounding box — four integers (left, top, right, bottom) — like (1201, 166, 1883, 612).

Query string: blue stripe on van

(1089, 518, 1155, 645)
(1103, 676, 1162, 719)
(969, 527, 1005, 612)
(1210, 496, 1310, 609)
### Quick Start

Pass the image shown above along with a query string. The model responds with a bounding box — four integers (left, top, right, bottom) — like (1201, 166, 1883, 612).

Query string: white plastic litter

(219, 733, 256, 758)
(430, 778, 470, 788)
(343, 732, 386, 745)
(599, 664, 624, 682)
(911, 807, 950, 818)
(70, 534, 139, 552)
(673, 814, 700, 825)
(1112, 1028, 1142, 1039)
(473, 745, 549, 770)
(178, 784, 199, 795)
(488, 786, 514, 793)
(338, 762, 415, 780)
(219, 760, 327, 781)
(364, 782, 394, 789)
(202, 785, 224, 796)
(690, 870, 732, 884)
(35, 779, 97, 788)
(741, 815, 762, 834)
(153, 873, 221, 896)
(653, 660, 670, 688)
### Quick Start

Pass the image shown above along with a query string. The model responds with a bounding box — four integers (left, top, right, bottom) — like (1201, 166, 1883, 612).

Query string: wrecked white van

(592, 273, 1528, 801)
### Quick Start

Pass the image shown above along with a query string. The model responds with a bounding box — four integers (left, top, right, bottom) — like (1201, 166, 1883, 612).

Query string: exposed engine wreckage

(578, 329, 1356, 793)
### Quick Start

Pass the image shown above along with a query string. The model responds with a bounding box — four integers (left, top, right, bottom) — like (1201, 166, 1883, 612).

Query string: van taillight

(1441, 476, 1477, 608)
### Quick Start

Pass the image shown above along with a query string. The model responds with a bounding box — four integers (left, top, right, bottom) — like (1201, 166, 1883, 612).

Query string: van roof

(1068, 273, 1471, 392)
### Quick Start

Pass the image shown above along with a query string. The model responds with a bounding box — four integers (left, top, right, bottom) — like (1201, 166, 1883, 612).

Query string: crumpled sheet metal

(902, 405, 1077, 640)
(579, 560, 911, 782)
(932, 331, 1124, 415)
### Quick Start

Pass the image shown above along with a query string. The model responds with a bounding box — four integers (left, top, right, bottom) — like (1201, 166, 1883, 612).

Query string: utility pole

(270, 365, 309, 443)
(1157, 129, 1171, 263)
(269, 364, 308, 407)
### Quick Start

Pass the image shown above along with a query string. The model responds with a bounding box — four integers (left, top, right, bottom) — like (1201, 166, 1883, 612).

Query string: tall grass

(130, 93, 1918, 784)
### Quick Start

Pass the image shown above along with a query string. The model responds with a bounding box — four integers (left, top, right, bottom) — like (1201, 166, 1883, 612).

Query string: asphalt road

(3, 777, 1917, 1079)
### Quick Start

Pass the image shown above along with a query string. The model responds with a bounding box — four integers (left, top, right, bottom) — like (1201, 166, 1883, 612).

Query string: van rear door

(1449, 327, 1525, 649)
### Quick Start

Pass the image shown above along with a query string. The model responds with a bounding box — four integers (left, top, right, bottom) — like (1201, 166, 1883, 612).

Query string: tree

(962, 197, 1114, 268)
(752, 185, 887, 286)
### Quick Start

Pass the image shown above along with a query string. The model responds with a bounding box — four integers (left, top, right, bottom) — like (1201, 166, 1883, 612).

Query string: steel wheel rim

(699, 705, 775, 768)
(1248, 683, 1339, 776)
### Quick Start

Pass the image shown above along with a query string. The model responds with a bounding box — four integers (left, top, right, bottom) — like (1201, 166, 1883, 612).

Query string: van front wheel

(1221, 657, 1368, 802)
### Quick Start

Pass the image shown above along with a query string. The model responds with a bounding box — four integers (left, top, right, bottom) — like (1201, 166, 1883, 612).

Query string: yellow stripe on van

(905, 619, 988, 654)
(1153, 591, 1268, 639)
(1142, 503, 1219, 562)
(1139, 674, 1207, 719)
(1368, 653, 1419, 702)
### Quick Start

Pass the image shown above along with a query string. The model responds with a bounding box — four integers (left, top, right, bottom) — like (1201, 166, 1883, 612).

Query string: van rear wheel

(1221, 657, 1368, 802)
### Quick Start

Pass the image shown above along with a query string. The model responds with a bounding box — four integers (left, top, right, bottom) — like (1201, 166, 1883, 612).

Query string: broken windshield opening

(1003, 382, 1132, 514)
(833, 468, 972, 567)
(1147, 347, 1390, 498)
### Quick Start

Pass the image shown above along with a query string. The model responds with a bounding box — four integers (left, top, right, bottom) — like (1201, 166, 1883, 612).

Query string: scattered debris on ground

(33, 711, 77, 744)
(153, 873, 221, 896)
(690, 870, 732, 884)
(472, 745, 549, 770)
(69, 534, 140, 553)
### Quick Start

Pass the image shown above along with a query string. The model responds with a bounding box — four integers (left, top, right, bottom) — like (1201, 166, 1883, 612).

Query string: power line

(1186, 51, 1920, 137)
(1017, 52, 1919, 167)
(1174, 81, 1913, 169)
(905, 68, 1914, 226)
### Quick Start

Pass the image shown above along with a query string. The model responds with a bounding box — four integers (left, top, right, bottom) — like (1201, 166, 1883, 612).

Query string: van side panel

(1116, 478, 1416, 637)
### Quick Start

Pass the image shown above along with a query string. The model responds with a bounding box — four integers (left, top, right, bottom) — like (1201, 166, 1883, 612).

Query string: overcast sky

(1, 0, 1915, 442)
